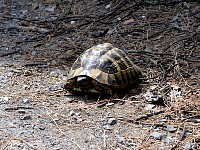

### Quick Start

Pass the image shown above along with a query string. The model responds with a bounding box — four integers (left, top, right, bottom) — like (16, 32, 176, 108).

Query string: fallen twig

(0, 51, 19, 57)
(4, 106, 34, 111)
(134, 110, 165, 121)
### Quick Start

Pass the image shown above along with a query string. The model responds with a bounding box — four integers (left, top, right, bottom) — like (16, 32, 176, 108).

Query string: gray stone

(183, 141, 194, 149)
(69, 110, 75, 116)
(21, 98, 32, 104)
(118, 136, 126, 145)
(102, 124, 112, 130)
(48, 84, 63, 91)
(50, 71, 60, 78)
(4, 71, 13, 77)
(106, 103, 115, 107)
(0, 75, 8, 84)
(0, 96, 9, 104)
(150, 132, 163, 140)
(21, 84, 30, 90)
(17, 109, 26, 114)
(33, 124, 45, 130)
(166, 125, 177, 132)
(164, 136, 176, 143)
(107, 118, 117, 125)
(89, 144, 96, 150)
(145, 104, 156, 110)
(20, 115, 32, 120)
(31, 51, 37, 55)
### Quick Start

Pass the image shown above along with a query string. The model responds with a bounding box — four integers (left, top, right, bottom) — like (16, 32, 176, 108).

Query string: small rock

(166, 125, 177, 132)
(48, 84, 63, 91)
(77, 117, 84, 122)
(31, 51, 37, 55)
(75, 112, 80, 116)
(21, 84, 30, 90)
(150, 132, 163, 140)
(106, 102, 115, 107)
(51, 60, 57, 65)
(105, 4, 111, 9)
(89, 144, 95, 149)
(145, 104, 156, 110)
(0, 75, 8, 84)
(38, 28, 50, 33)
(17, 109, 26, 114)
(183, 141, 194, 150)
(69, 110, 75, 116)
(70, 21, 76, 24)
(42, 102, 50, 107)
(0, 96, 9, 104)
(102, 124, 112, 130)
(50, 71, 60, 78)
(21, 98, 32, 104)
(52, 147, 61, 150)
(164, 136, 176, 143)
(33, 124, 45, 130)
(117, 136, 126, 145)
(4, 71, 13, 77)
(107, 118, 117, 125)
(12, 68, 23, 74)
(20, 115, 32, 120)
(45, 5, 56, 12)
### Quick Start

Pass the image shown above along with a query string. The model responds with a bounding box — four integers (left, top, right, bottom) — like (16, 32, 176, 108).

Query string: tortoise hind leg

(91, 80, 112, 96)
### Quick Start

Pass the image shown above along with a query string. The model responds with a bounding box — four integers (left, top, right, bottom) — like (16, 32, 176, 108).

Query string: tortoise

(64, 43, 142, 95)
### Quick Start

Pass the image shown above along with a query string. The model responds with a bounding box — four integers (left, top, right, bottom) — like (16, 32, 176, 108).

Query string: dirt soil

(0, 0, 199, 150)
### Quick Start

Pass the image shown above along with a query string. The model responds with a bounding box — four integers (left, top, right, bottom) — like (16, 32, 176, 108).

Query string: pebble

(145, 104, 156, 110)
(89, 144, 95, 150)
(102, 124, 112, 130)
(183, 141, 194, 149)
(166, 125, 177, 132)
(164, 136, 176, 143)
(52, 147, 61, 150)
(117, 136, 126, 145)
(20, 115, 32, 120)
(4, 71, 13, 77)
(31, 51, 37, 55)
(33, 124, 45, 130)
(0, 96, 9, 104)
(12, 68, 23, 73)
(150, 132, 163, 140)
(75, 112, 80, 116)
(69, 110, 75, 116)
(70, 21, 76, 24)
(21, 98, 32, 104)
(45, 5, 56, 12)
(106, 102, 115, 107)
(50, 70, 60, 78)
(107, 118, 117, 125)
(17, 109, 26, 114)
(48, 84, 63, 91)
(21, 84, 30, 90)
(0, 75, 8, 84)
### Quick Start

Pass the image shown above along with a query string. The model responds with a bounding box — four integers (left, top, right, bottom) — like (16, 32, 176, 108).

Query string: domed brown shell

(66, 43, 142, 92)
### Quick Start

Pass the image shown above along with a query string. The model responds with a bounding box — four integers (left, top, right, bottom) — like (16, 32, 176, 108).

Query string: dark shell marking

(66, 43, 142, 91)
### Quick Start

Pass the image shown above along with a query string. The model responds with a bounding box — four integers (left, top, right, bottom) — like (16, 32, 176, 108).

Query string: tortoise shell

(65, 43, 142, 94)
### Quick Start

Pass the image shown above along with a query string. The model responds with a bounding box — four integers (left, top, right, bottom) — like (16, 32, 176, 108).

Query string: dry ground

(0, 0, 199, 150)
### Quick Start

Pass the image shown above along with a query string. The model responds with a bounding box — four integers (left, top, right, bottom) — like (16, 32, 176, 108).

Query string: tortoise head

(64, 78, 76, 89)
(77, 76, 92, 89)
